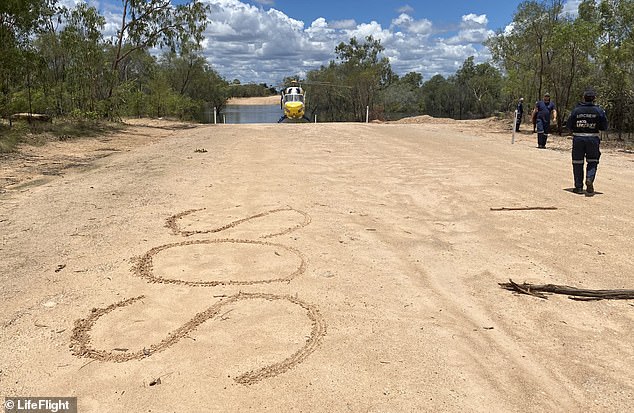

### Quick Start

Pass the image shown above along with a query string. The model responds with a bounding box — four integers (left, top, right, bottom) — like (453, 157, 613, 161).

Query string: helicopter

(278, 82, 311, 123)
(276, 79, 353, 123)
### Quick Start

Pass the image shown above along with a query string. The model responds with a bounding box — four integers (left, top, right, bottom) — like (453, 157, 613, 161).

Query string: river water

(221, 104, 282, 124)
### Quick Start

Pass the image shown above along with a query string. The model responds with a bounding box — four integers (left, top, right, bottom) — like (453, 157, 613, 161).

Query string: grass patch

(0, 123, 22, 152)
(0, 117, 124, 153)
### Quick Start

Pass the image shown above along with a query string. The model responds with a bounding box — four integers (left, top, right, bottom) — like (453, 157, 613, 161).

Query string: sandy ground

(1, 116, 634, 412)
(227, 96, 280, 105)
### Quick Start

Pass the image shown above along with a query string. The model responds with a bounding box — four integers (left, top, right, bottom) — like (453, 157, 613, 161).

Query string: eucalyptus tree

(160, 47, 230, 120)
(304, 62, 352, 122)
(582, 0, 634, 136)
(59, 3, 107, 114)
(379, 72, 425, 119)
(334, 35, 393, 121)
(421, 74, 459, 118)
(453, 57, 502, 118)
(106, 0, 210, 115)
(487, 1, 564, 103)
(0, 0, 52, 116)
(544, 14, 598, 125)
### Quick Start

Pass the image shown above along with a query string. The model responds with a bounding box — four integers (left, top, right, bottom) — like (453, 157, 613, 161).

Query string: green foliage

(306, 36, 395, 121)
(0, 123, 22, 153)
(487, 0, 634, 136)
(306, 36, 505, 122)
(228, 84, 276, 98)
(379, 73, 425, 119)
(421, 75, 459, 118)
(0, 1, 228, 126)
(455, 57, 503, 119)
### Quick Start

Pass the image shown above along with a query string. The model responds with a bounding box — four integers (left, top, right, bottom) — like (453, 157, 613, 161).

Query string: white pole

(223, 114, 226, 124)
(314, 114, 317, 123)
(511, 109, 517, 145)
(213, 107, 217, 124)
(366, 106, 369, 123)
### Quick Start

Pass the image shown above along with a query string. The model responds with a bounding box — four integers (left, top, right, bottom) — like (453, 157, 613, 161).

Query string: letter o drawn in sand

(132, 239, 306, 287)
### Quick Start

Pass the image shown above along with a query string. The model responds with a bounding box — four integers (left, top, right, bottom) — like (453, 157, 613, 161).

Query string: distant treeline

(0, 0, 225, 122)
(228, 82, 277, 98)
(1, 0, 633, 138)
(304, 0, 633, 138)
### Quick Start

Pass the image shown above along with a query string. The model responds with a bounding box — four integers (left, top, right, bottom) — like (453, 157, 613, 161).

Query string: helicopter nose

(284, 102, 304, 118)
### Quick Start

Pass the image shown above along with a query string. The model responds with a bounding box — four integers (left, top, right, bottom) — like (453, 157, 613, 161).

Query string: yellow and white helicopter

(278, 81, 311, 123)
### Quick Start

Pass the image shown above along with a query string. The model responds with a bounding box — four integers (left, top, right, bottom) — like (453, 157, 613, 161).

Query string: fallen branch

(490, 206, 558, 211)
(503, 279, 548, 299)
(500, 279, 634, 300)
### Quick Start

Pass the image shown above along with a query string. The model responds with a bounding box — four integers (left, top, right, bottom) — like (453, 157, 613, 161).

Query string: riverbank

(227, 95, 280, 105)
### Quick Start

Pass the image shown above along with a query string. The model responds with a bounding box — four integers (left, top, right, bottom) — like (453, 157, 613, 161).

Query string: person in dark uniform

(515, 98, 524, 132)
(566, 88, 608, 195)
(534, 93, 557, 148)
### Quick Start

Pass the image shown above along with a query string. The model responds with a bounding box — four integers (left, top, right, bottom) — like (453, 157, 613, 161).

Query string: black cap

(583, 87, 597, 97)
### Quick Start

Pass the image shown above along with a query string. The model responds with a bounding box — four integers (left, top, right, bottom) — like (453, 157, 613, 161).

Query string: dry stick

(506, 279, 548, 299)
(500, 279, 634, 300)
(490, 206, 558, 211)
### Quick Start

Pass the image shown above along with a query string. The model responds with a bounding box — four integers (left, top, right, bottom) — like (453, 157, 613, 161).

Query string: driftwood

(8, 113, 52, 126)
(490, 206, 558, 211)
(500, 279, 634, 301)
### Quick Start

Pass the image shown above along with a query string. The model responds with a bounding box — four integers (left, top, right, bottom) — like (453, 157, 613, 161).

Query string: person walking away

(567, 88, 608, 195)
(515, 98, 524, 132)
(534, 93, 557, 148)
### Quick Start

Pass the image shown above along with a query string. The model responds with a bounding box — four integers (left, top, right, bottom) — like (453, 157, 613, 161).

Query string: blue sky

(66, 0, 583, 85)
(247, 1, 525, 33)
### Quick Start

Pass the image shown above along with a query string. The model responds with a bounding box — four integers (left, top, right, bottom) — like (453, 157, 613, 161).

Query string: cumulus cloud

(195, 0, 501, 83)
(445, 13, 494, 45)
(96, 0, 500, 85)
(391, 13, 433, 36)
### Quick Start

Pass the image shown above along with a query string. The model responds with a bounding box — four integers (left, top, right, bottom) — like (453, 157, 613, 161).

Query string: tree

(487, 0, 634, 136)
(333, 35, 393, 121)
(59, 3, 107, 114)
(0, 0, 52, 117)
(421, 74, 459, 118)
(455, 57, 503, 118)
(592, 0, 634, 138)
(107, 0, 209, 115)
(379, 72, 424, 119)
(487, 1, 564, 103)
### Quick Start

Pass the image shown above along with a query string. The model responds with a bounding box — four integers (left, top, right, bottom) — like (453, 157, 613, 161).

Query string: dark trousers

(536, 118, 549, 147)
(572, 136, 601, 188)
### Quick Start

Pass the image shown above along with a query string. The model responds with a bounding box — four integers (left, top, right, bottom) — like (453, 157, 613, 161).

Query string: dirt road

(1, 118, 633, 412)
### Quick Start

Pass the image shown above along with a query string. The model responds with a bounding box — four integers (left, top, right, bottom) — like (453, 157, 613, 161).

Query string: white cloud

(97, 0, 500, 85)
(445, 13, 494, 45)
(195, 0, 502, 84)
(344, 21, 393, 43)
(391, 13, 433, 36)
(462, 13, 488, 27)
(58, 0, 101, 9)
(562, 0, 582, 17)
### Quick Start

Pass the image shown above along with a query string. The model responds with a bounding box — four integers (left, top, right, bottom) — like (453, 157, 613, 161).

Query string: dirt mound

(391, 114, 513, 132)
(392, 114, 457, 124)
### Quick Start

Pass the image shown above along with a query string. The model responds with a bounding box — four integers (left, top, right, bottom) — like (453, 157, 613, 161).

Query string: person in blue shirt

(534, 93, 557, 148)
(566, 88, 608, 195)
